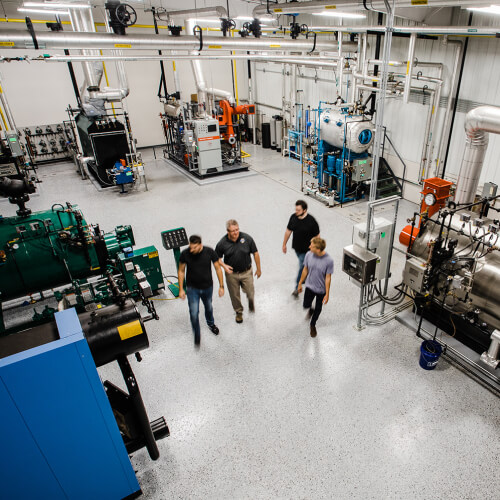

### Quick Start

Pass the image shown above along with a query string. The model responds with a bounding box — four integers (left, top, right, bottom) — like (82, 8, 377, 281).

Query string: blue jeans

(187, 286, 215, 340)
(295, 250, 307, 289)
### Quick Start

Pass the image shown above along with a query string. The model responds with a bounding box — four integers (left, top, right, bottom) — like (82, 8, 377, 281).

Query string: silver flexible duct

(455, 106, 500, 204)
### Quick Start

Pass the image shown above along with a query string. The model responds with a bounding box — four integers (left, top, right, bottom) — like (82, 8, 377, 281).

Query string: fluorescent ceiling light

(18, 7, 69, 15)
(187, 18, 220, 23)
(467, 5, 500, 14)
(312, 12, 366, 19)
(23, 2, 90, 8)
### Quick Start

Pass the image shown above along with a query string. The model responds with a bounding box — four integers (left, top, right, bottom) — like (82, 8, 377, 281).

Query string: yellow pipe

(231, 32, 239, 106)
(100, 50, 116, 117)
(0, 105, 8, 130)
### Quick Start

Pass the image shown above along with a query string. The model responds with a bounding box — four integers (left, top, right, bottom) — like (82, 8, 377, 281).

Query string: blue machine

(111, 161, 134, 193)
(0, 309, 143, 499)
(314, 102, 374, 204)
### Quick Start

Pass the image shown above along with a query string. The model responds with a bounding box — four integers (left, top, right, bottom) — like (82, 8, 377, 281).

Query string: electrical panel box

(352, 158, 372, 182)
(342, 244, 379, 285)
(482, 182, 498, 198)
(353, 217, 393, 280)
(118, 245, 164, 293)
(5, 132, 24, 157)
(402, 257, 426, 293)
(192, 119, 222, 175)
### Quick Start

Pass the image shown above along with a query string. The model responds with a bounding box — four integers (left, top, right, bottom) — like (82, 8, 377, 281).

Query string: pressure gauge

(424, 193, 437, 206)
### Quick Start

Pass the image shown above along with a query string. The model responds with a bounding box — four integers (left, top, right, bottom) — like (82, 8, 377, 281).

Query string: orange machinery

(399, 177, 454, 248)
(217, 100, 255, 146)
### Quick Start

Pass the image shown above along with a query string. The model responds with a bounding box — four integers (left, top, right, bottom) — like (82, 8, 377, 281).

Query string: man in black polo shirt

(216, 219, 261, 324)
(178, 235, 224, 345)
(282, 199, 320, 297)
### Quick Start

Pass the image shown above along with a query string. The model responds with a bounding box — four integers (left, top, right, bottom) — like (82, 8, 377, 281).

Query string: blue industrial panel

(0, 379, 66, 499)
(0, 309, 140, 499)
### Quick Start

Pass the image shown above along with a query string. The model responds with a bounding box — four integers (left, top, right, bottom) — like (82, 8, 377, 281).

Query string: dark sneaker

(310, 325, 317, 338)
(194, 332, 200, 345)
(209, 324, 219, 335)
(292, 290, 299, 298)
(236, 313, 243, 323)
(249, 299, 255, 312)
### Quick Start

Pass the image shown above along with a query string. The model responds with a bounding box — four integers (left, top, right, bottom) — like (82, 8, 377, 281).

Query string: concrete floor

(5, 144, 499, 499)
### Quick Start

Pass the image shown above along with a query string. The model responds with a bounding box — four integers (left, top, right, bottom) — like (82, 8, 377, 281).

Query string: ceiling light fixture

(187, 18, 221, 23)
(312, 12, 366, 19)
(23, 2, 90, 8)
(18, 7, 69, 15)
(467, 5, 500, 14)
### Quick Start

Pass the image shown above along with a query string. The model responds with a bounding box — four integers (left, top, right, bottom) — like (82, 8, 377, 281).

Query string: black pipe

(64, 50, 82, 108)
(370, 12, 383, 115)
(442, 12, 473, 177)
(152, 8, 168, 100)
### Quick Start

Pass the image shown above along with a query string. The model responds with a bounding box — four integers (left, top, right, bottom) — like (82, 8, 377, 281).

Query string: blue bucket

(419, 340, 443, 370)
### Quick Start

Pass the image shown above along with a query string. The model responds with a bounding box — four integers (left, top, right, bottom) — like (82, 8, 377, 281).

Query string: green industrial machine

(160, 227, 188, 297)
(0, 201, 164, 334)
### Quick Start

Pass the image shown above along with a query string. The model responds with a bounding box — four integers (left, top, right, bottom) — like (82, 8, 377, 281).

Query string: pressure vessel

(319, 108, 374, 153)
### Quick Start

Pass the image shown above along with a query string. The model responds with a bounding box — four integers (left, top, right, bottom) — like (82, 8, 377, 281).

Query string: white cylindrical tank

(319, 108, 374, 153)
(275, 118, 283, 152)
(164, 102, 183, 117)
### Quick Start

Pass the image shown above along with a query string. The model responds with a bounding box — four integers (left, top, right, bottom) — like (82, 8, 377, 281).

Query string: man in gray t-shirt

(297, 237, 334, 337)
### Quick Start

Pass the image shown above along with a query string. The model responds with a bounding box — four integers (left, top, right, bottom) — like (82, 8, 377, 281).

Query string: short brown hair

(311, 237, 326, 251)
(226, 219, 239, 230)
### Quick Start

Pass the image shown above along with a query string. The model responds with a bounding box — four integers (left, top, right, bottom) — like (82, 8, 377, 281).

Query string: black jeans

(303, 287, 325, 327)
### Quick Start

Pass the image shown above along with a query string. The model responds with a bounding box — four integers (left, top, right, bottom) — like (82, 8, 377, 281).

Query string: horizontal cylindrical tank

(409, 214, 500, 331)
(319, 109, 375, 153)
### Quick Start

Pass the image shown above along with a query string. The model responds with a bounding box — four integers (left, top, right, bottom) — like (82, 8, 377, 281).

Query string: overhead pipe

(293, 25, 500, 36)
(455, 106, 500, 205)
(253, 1, 490, 17)
(0, 29, 346, 52)
(157, 6, 227, 23)
(0, 76, 17, 130)
(403, 33, 416, 104)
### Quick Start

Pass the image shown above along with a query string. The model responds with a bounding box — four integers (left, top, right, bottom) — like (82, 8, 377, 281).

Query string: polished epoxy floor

(5, 144, 499, 499)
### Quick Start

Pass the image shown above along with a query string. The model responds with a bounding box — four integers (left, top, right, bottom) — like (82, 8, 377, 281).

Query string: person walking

(282, 200, 320, 297)
(178, 235, 224, 345)
(297, 237, 333, 338)
(216, 219, 261, 324)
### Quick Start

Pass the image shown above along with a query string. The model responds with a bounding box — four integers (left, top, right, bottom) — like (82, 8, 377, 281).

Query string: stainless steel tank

(410, 213, 500, 330)
(319, 108, 375, 153)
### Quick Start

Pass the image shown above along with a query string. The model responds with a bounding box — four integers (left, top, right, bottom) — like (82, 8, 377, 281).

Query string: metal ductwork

(68, 6, 129, 103)
(0, 30, 350, 53)
(253, 0, 489, 17)
(190, 58, 234, 108)
(157, 6, 228, 23)
(455, 106, 500, 205)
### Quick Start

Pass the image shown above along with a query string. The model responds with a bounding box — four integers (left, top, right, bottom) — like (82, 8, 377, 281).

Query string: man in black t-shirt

(216, 219, 261, 324)
(178, 235, 225, 345)
(282, 199, 320, 297)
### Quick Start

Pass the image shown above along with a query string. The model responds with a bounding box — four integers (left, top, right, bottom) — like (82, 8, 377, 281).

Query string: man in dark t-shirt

(178, 235, 224, 345)
(282, 199, 320, 297)
(216, 219, 261, 324)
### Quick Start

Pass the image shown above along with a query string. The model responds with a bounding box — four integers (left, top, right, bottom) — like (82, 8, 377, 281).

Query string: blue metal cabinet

(0, 309, 141, 500)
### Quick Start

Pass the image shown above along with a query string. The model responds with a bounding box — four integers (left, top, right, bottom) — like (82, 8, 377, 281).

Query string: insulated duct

(190, 58, 234, 108)
(455, 106, 500, 205)
(253, 0, 489, 17)
(157, 6, 227, 23)
(0, 30, 350, 52)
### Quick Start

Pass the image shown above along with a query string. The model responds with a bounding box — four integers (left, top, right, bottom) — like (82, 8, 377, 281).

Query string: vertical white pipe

(403, 33, 416, 104)
(338, 32, 343, 98)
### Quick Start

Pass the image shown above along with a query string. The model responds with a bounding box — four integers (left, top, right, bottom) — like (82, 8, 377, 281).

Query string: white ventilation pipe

(157, 6, 227, 23)
(253, 0, 489, 17)
(455, 106, 500, 205)
(0, 29, 348, 52)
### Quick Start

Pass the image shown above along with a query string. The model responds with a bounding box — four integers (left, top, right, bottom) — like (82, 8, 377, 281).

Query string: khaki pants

(225, 267, 254, 314)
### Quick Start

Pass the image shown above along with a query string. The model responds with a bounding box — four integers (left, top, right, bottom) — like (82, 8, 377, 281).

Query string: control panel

(352, 158, 372, 182)
(342, 244, 379, 285)
(161, 227, 188, 250)
(193, 120, 221, 152)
